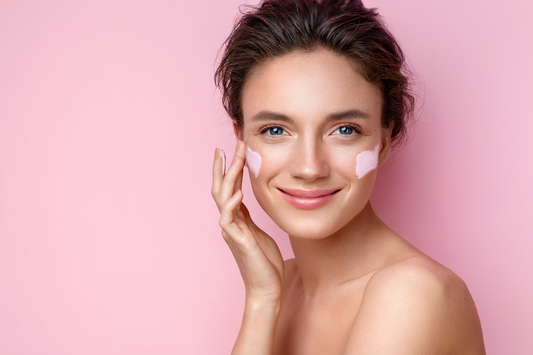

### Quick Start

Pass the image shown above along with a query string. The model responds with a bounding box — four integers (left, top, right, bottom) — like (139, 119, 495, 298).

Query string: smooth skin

(212, 49, 485, 355)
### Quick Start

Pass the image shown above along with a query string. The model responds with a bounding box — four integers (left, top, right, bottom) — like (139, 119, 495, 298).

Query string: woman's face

(240, 49, 390, 239)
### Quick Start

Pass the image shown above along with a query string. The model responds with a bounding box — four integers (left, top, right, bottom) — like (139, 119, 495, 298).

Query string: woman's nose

(288, 139, 330, 182)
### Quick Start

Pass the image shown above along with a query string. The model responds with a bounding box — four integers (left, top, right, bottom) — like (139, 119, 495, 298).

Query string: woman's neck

(288, 202, 396, 298)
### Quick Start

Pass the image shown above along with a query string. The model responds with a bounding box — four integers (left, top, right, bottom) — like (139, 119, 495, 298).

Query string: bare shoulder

(345, 255, 486, 355)
(368, 255, 468, 302)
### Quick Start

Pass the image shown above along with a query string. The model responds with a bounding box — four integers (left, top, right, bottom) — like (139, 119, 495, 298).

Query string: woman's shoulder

(363, 254, 475, 329)
(347, 254, 486, 354)
(370, 254, 466, 297)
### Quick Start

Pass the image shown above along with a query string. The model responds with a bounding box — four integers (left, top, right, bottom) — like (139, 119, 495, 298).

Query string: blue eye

(339, 126, 354, 135)
(334, 125, 360, 135)
(267, 126, 284, 135)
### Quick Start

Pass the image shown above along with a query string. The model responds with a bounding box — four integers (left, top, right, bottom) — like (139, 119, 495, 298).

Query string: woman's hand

(212, 141, 285, 305)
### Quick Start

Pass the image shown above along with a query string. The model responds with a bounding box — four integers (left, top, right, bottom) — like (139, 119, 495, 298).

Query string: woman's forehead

(241, 49, 382, 124)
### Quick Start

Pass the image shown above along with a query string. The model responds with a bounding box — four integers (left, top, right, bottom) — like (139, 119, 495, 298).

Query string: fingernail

(218, 148, 226, 175)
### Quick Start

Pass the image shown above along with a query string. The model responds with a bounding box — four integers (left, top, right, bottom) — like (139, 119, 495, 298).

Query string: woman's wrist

(244, 296, 281, 316)
(232, 298, 280, 355)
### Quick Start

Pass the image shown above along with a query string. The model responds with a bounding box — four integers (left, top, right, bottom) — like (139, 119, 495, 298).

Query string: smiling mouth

(277, 188, 340, 209)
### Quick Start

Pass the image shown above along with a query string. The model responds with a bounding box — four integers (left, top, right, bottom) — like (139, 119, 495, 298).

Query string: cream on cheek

(355, 143, 380, 179)
(246, 147, 262, 178)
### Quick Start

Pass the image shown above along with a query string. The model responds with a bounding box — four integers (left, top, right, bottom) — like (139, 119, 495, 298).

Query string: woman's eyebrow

(251, 109, 369, 122)
(326, 109, 370, 120)
(251, 111, 294, 122)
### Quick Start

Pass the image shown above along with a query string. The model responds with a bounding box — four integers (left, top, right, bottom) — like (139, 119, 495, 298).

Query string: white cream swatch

(356, 144, 380, 179)
(246, 147, 262, 178)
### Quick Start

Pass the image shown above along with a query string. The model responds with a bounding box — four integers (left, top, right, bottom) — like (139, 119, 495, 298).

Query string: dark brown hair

(215, 0, 415, 147)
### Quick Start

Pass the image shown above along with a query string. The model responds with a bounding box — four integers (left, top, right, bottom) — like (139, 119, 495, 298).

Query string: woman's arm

(232, 299, 281, 355)
(212, 141, 285, 355)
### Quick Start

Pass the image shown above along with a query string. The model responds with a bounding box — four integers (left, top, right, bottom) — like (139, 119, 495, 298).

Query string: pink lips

(278, 188, 339, 210)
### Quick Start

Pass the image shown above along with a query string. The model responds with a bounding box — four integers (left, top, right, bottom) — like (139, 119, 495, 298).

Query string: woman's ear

(378, 125, 393, 167)
(233, 121, 242, 141)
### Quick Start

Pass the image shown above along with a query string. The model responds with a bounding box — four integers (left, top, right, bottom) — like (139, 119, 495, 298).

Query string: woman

(211, 0, 486, 354)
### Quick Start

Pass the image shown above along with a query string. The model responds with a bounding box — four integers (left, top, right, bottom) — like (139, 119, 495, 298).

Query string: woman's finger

(218, 189, 243, 229)
(218, 190, 254, 248)
(219, 141, 246, 203)
(211, 148, 225, 200)
(234, 157, 244, 195)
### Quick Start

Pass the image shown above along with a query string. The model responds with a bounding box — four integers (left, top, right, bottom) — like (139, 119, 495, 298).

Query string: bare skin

(212, 49, 485, 355)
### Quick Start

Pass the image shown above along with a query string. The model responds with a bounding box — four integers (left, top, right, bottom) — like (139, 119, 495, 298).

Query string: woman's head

(215, 0, 415, 148)
(237, 48, 385, 238)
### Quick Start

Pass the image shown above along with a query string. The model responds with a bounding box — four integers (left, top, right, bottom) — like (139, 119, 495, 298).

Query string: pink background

(1, 0, 532, 353)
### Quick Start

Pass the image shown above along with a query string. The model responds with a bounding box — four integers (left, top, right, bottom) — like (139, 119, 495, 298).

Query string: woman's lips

(278, 188, 339, 210)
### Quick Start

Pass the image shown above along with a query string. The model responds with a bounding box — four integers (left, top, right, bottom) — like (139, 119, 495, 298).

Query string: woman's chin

(275, 218, 345, 241)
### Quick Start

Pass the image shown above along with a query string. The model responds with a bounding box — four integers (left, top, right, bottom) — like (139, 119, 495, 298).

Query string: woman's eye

(264, 126, 285, 135)
(333, 125, 359, 135)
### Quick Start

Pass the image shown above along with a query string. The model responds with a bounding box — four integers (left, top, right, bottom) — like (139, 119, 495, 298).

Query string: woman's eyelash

(259, 125, 286, 135)
(334, 124, 362, 135)
(258, 124, 362, 136)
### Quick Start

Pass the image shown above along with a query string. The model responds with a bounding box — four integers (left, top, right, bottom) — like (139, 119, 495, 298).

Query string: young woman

(211, 1, 486, 354)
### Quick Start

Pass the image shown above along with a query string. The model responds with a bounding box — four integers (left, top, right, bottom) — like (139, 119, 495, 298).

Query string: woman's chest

(273, 282, 367, 355)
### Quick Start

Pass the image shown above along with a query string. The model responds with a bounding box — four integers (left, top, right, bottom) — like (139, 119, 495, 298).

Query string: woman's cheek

(355, 143, 380, 179)
(246, 147, 262, 178)
(245, 143, 380, 180)
(245, 144, 289, 180)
